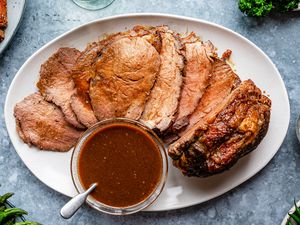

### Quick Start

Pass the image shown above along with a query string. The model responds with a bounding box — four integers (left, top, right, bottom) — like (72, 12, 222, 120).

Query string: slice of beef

(36, 48, 84, 128)
(140, 30, 184, 132)
(70, 92, 97, 128)
(172, 41, 217, 131)
(14, 93, 83, 152)
(70, 41, 105, 128)
(0, 0, 7, 28)
(89, 36, 160, 120)
(0, 0, 7, 43)
(181, 58, 241, 135)
(70, 26, 162, 127)
(168, 80, 271, 177)
(0, 29, 4, 42)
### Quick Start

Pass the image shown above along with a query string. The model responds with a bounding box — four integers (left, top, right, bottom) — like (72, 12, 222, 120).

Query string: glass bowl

(72, 0, 115, 10)
(71, 118, 168, 215)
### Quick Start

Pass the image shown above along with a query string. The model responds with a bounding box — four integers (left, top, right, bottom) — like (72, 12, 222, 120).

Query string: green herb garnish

(239, 0, 300, 17)
(287, 199, 300, 225)
(0, 192, 41, 225)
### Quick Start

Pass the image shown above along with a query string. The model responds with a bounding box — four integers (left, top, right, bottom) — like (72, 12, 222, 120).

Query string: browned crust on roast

(168, 80, 271, 177)
(222, 49, 232, 60)
(14, 93, 83, 152)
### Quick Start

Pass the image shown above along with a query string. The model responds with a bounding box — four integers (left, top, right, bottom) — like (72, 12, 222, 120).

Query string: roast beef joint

(13, 25, 271, 177)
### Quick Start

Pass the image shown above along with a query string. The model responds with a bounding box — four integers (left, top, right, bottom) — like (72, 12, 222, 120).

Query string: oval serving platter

(4, 13, 290, 211)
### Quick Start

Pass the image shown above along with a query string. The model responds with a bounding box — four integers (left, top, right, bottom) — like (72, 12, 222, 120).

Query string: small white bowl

(281, 201, 300, 225)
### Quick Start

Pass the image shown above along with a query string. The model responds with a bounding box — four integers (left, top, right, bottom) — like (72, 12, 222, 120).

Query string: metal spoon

(60, 183, 97, 219)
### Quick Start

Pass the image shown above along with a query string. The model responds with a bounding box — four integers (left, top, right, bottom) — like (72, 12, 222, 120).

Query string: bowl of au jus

(71, 118, 168, 215)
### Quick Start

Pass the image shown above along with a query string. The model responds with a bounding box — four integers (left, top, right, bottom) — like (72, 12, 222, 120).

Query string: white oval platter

(4, 13, 290, 211)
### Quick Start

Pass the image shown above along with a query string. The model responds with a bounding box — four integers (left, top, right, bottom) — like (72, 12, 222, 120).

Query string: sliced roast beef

(173, 41, 217, 131)
(0, 0, 7, 28)
(89, 36, 160, 120)
(36, 48, 84, 128)
(0, 30, 4, 42)
(140, 30, 184, 132)
(70, 35, 127, 128)
(181, 58, 241, 135)
(14, 93, 83, 152)
(70, 44, 99, 128)
(168, 80, 271, 177)
(70, 26, 162, 127)
(70, 92, 97, 128)
(0, 0, 7, 42)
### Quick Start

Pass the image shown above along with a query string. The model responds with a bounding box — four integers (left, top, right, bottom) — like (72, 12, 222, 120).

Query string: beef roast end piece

(168, 80, 271, 177)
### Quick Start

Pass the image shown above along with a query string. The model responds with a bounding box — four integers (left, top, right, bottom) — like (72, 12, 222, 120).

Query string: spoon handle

(60, 183, 97, 219)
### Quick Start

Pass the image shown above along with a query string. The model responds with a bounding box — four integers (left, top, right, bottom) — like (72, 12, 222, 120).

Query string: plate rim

(4, 13, 290, 211)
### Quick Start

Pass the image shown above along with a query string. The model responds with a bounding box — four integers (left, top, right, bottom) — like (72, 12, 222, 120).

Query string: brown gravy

(78, 123, 163, 207)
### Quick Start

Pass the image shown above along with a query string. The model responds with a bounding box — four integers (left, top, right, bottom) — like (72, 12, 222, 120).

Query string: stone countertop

(0, 0, 299, 224)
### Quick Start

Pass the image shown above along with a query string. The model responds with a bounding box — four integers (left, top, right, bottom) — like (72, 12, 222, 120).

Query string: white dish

(4, 13, 290, 211)
(0, 0, 26, 54)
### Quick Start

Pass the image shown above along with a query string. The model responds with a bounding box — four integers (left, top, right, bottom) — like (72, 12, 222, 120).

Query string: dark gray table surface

(0, 0, 299, 224)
